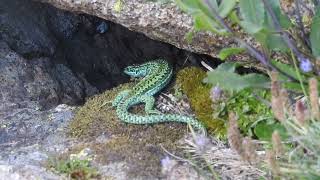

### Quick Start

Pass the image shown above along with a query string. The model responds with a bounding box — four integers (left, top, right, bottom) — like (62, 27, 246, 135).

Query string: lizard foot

(146, 109, 162, 115)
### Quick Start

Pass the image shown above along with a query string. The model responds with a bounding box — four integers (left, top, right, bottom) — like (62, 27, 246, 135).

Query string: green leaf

(215, 62, 238, 72)
(265, 32, 288, 52)
(204, 70, 270, 92)
(193, 13, 227, 34)
(174, 0, 201, 13)
(270, 60, 309, 92)
(254, 122, 287, 141)
(258, 3, 290, 52)
(271, 60, 307, 82)
(175, 0, 227, 34)
(267, 0, 291, 29)
(239, 0, 265, 26)
(206, 0, 218, 10)
(283, 82, 306, 92)
(218, 47, 245, 60)
(239, 21, 264, 34)
(218, 0, 237, 18)
(254, 28, 288, 52)
(228, 10, 241, 25)
(310, 7, 320, 58)
(238, 0, 289, 50)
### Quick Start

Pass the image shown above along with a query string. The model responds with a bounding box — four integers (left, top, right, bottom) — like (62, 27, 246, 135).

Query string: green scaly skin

(111, 59, 205, 131)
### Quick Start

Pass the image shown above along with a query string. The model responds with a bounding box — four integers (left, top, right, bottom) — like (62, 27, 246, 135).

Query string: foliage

(253, 120, 287, 141)
(264, 76, 320, 178)
(203, 62, 270, 92)
(174, 0, 320, 178)
(310, 8, 320, 58)
(177, 66, 275, 140)
(278, 121, 320, 178)
(175, 0, 320, 79)
(175, 0, 236, 34)
(213, 85, 277, 140)
(48, 155, 99, 179)
(177, 129, 266, 179)
(218, 47, 245, 60)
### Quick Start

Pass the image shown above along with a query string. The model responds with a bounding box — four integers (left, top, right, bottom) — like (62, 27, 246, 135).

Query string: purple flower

(299, 58, 312, 73)
(194, 134, 210, 150)
(210, 86, 223, 101)
(160, 156, 177, 174)
(161, 156, 171, 167)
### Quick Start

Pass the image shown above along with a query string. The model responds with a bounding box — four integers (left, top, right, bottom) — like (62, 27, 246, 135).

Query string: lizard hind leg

(135, 95, 161, 115)
(112, 90, 131, 107)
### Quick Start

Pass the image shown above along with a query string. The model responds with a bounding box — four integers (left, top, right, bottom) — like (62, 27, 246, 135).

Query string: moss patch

(69, 83, 187, 178)
(176, 67, 226, 137)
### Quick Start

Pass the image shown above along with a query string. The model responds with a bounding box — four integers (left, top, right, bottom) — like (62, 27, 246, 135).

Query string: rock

(0, 41, 97, 109)
(1, 0, 209, 96)
(0, 0, 81, 58)
(0, 1, 225, 179)
(0, 1, 56, 57)
(37, 0, 234, 59)
(0, 103, 74, 151)
(0, 164, 61, 180)
(0, 0, 100, 108)
(0, 104, 75, 180)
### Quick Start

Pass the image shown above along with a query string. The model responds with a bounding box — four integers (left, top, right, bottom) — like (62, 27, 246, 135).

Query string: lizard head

(124, 65, 148, 78)
(124, 60, 167, 78)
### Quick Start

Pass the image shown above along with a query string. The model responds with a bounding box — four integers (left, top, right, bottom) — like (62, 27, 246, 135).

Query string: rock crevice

(37, 0, 235, 58)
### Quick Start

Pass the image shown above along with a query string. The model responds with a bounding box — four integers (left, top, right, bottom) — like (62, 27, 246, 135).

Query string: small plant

(265, 73, 320, 178)
(225, 73, 320, 179)
(175, 0, 320, 75)
(164, 125, 266, 179)
(172, 0, 320, 178)
(174, 0, 320, 94)
(48, 149, 99, 179)
(177, 64, 276, 140)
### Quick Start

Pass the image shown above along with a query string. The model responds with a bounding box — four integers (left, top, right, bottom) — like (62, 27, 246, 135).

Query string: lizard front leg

(112, 90, 131, 107)
(100, 90, 130, 108)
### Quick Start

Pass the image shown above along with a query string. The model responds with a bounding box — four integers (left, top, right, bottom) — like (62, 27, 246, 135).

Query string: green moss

(69, 82, 187, 178)
(176, 67, 226, 137)
(69, 83, 134, 138)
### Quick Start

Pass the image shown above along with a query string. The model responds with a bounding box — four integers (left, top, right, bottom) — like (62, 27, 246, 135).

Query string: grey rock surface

(0, 104, 75, 180)
(0, 41, 96, 109)
(0, 1, 58, 57)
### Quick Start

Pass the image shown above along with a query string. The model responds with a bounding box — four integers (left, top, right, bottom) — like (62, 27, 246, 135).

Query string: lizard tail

(117, 110, 206, 131)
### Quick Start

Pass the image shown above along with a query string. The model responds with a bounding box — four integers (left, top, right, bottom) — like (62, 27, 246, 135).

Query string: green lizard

(111, 59, 205, 131)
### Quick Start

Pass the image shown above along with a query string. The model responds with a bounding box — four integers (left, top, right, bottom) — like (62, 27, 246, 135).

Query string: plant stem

(291, 51, 308, 97)
(262, 0, 305, 62)
(295, 0, 311, 49)
(203, 0, 272, 69)
(203, 0, 301, 82)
